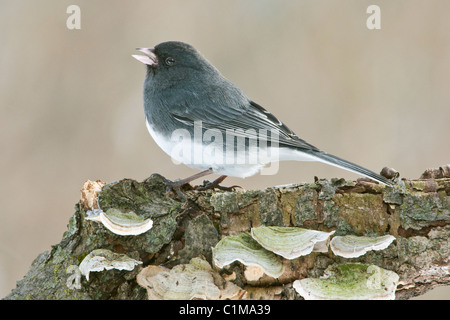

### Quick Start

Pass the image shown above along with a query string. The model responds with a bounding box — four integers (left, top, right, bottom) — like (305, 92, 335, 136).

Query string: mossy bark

(4, 169, 450, 300)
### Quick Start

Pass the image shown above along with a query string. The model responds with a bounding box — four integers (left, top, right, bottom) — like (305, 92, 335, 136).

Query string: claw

(195, 175, 242, 192)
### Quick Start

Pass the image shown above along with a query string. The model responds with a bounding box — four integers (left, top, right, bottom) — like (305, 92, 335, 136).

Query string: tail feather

(303, 150, 394, 186)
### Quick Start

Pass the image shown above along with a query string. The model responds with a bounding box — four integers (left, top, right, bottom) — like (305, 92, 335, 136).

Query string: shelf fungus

(250, 226, 335, 259)
(78, 249, 142, 281)
(85, 208, 153, 236)
(330, 234, 396, 258)
(212, 232, 284, 279)
(293, 263, 400, 300)
(136, 257, 246, 300)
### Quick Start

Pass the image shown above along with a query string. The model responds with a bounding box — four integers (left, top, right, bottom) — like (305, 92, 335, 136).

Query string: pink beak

(132, 48, 158, 66)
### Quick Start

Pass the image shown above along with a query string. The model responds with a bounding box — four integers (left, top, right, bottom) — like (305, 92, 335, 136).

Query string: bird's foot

(195, 175, 242, 192)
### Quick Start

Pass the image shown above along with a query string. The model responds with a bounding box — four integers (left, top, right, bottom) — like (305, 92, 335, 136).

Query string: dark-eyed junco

(132, 41, 394, 189)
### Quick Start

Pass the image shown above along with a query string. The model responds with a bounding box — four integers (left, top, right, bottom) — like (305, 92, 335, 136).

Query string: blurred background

(0, 0, 448, 299)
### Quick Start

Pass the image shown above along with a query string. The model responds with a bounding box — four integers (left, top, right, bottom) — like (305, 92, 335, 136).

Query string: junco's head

(133, 41, 217, 80)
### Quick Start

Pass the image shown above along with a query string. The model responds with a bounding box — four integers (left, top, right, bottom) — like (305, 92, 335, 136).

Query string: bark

(4, 165, 450, 300)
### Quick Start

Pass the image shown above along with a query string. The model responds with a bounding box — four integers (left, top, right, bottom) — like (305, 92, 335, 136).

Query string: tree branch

(4, 165, 450, 300)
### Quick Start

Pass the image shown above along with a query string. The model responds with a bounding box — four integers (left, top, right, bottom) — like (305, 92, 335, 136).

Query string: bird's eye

(165, 57, 175, 66)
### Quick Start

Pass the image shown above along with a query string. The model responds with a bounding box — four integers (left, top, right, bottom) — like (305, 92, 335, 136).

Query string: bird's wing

(167, 86, 320, 152)
(165, 87, 394, 186)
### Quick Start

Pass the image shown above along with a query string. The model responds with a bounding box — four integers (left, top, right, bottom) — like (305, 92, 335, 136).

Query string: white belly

(146, 118, 321, 178)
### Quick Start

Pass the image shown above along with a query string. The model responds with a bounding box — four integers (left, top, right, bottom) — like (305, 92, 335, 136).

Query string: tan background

(0, 0, 448, 299)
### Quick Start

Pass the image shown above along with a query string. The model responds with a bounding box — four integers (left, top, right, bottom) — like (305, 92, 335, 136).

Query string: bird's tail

(301, 149, 394, 186)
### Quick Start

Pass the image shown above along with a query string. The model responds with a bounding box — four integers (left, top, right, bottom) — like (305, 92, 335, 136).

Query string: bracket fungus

(212, 232, 284, 279)
(251, 226, 335, 259)
(136, 257, 246, 300)
(85, 208, 153, 236)
(293, 263, 399, 300)
(330, 234, 396, 258)
(78, 249, 142, 281)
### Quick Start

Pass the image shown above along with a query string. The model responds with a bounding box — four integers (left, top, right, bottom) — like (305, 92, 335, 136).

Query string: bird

(132, 41, 394, 191)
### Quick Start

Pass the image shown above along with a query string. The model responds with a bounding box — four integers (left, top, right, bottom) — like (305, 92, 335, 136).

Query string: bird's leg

(170, 168, 214, 187)
(196, 175, 241, 192)
(158, 168, 214, 200)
